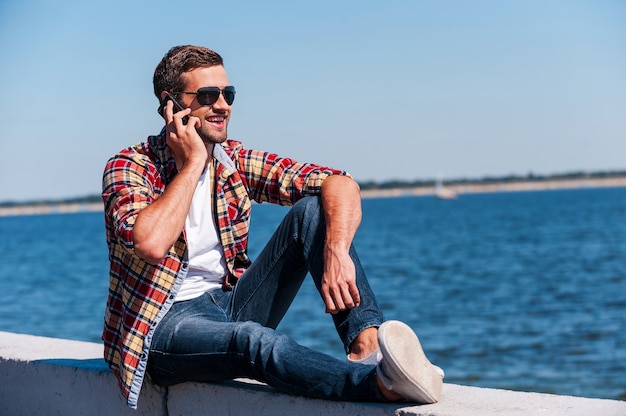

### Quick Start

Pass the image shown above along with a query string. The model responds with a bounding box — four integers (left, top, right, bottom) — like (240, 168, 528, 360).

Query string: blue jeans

(148, 196, 385, 401)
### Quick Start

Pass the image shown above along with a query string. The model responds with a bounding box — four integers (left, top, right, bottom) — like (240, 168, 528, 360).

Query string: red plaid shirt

(101, 131, 347, 408)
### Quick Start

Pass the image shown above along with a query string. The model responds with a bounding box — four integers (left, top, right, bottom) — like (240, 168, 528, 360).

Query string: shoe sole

(378, 320, 443, 403)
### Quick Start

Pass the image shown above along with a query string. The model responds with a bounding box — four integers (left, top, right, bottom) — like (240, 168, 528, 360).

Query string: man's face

(178, 65, 232, 144)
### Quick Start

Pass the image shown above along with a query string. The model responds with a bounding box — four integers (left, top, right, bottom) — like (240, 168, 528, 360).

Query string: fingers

(322, 276, 361, 314)
(164, 100, 193, 130)
(163, 99, 175, 124)
(349, 279, 361, 307)
(321, 246, 362, 314)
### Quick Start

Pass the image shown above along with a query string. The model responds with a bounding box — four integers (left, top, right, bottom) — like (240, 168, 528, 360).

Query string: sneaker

(376, 320, 444, 404)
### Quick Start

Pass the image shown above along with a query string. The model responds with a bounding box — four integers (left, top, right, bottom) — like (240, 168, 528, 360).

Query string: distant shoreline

(359, 175, 626, 199)
(1, 176, 625, 217)
(0, 202, 104, 218)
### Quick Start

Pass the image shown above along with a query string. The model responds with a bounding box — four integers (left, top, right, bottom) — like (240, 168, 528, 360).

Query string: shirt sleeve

(234, 145, 351, 205)
(102, 149, 161, 252)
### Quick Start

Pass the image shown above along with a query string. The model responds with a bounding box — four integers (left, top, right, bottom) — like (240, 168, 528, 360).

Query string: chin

(200, 132, 228, 144)
(211, 136, 228, 144)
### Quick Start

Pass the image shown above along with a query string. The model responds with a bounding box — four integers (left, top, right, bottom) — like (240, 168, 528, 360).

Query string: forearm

(133, 162, 205, 263)
(318, 174, 362, 313)
(321, 175, 362, 251)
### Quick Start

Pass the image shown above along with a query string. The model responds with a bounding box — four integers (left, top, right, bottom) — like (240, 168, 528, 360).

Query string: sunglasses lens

(197, 88, 220, 106)
(223, 87, 236, 105)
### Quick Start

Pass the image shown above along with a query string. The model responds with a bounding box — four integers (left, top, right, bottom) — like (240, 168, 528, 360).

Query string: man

(102, 45, 444, 410)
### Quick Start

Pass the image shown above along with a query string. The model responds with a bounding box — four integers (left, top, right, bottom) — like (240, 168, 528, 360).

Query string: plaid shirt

(101, 131, 347, 408)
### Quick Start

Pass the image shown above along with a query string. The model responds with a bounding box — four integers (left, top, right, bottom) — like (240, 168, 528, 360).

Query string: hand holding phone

(158, 93, 189, 124)
(160, 93, 207, 169)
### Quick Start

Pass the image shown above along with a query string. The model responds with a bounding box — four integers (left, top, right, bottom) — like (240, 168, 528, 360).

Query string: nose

(212, 91, 230, 111)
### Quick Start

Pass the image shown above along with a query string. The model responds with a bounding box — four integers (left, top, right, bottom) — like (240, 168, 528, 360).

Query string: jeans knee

(289, 196, 324, 236)
(291, 196, 321, 217)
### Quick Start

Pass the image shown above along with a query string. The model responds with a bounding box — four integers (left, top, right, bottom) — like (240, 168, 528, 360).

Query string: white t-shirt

(174, 166, 226, 302)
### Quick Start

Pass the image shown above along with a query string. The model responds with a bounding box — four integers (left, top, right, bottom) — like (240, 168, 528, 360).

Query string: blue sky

(1, 0, 625, 202)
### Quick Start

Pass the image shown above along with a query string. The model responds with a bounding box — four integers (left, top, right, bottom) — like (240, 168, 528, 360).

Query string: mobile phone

(158, 93, 189, 124)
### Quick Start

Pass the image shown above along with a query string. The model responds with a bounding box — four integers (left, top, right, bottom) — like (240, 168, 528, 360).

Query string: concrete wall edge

(1, 331, 624, 416)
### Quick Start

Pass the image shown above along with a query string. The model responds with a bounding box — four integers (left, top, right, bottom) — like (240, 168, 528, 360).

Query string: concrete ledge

(1, 331, 625, 416)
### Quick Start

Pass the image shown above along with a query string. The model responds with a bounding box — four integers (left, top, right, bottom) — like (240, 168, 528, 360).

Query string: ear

(157, 91, 171, 117)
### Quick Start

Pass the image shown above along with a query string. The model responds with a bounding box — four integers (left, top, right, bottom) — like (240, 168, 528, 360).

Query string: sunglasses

(172, 86, 236, 106)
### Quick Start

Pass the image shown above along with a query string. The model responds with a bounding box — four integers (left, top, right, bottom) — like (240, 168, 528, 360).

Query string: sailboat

(435, 175, 457, 200)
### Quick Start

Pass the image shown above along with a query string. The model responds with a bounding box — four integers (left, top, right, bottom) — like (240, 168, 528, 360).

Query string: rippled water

(1, 187, 625, 400)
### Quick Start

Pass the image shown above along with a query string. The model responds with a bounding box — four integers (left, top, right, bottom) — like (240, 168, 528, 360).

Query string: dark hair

(153, 45, 224, 102)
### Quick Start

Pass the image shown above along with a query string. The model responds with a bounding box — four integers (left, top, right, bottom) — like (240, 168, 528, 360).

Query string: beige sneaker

(376, 320, 444, 404)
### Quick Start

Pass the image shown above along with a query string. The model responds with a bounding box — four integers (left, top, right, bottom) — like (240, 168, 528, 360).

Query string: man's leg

(230, 196, 384, 353)
(147, 290, 382, 401)
(235, 197, 435, 389)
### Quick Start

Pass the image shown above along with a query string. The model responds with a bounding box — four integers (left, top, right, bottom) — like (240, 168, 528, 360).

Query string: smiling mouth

(207, 116, 225, 123)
